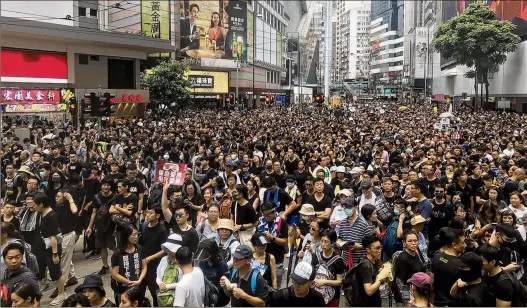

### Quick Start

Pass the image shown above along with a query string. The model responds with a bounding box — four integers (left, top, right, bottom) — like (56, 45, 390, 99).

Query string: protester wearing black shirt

(428, 184, 452, 241)
(257, 201, 288, 288)
(138, 207, 168, 307)
(183, 180, 204, 227)
(125, 165, 145, 216)
(450, 252, 492, 307)
(66, 152, 83, 176)
(111, 181, 138, 228)
(395, 231, 425, 288)
(357, 234, 390, 307)
(431, 227, 466, 307)
(261, 177, 295, 215)
(303, 178, 332, 221)
(105, 162, 125, 191)
(231, 185, 258, 245)
(267, 261, 325, 307)
(87, 178, 116, 275)
(164, 203, 199, 253)
(34, 193, 67, 305)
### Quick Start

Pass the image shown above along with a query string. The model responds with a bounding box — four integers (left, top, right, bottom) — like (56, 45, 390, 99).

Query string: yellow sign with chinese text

(185, 70, 228, 93)
(141, 0, 171, 57)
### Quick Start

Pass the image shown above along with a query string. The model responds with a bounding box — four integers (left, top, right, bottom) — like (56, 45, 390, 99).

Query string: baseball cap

(339, 189, 352, 197)
(407, 272, 432, 289)
(342, 198, 358, 208)
(361, 180, 373, 189)
(330, 166, 338, 172)
(410, 215, 426, 226)
(232, 244, 253, 260)
(290, 261, 316, 285)
(350, 167, 363, 175)
(251, 232, 271, 246)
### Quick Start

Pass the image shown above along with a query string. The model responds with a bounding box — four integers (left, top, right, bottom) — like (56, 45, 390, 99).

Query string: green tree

(433, 2, 520, 107)
(141, 60, 191, 110)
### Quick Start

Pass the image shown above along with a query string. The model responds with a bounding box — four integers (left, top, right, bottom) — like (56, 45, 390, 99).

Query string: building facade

(369, 0, 404, 97)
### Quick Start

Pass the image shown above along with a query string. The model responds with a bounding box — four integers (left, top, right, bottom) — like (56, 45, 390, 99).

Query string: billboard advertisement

(180, 0, 248, 60)
(141, 0, 171, 57)
(414, 27, 429, 79)
(185, 70, 229, 93)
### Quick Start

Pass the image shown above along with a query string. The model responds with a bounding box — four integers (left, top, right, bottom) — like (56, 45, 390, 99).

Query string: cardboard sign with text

(155, 161, 187, 186)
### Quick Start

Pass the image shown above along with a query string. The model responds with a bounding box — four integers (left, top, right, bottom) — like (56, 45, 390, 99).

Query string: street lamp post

(236, 55, 240, 105)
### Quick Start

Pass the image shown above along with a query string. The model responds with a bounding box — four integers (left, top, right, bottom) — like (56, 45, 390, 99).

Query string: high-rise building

(369, 0, 404, 97)
(334, 0, 370, 82)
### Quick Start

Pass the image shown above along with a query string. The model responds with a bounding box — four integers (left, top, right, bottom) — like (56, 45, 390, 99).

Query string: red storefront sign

(1, 50, 68, 83)
(154, 161, 187, 186)
(109, 93, 145, 103)
(1, 89, 61, 104)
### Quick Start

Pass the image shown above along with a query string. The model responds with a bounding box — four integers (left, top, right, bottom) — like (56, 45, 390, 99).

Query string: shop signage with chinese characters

(76, 89, 149, 104)
(4, 103, 67, 113)
(1, 89, 61, 104)
(188, 75, 214, 88)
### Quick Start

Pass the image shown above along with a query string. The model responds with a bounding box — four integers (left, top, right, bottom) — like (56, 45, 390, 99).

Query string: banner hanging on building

(155, 161, 187, 186)
(179, 0, 247, 61)
(141, 0, 170, 57)
(415, 27, 429, 80)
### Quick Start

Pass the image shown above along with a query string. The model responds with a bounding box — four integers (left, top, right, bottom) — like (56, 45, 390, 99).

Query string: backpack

(342, 263, 365, 307)
(313, 249, 341, 304)
(147, 183, 164, 208)
(219, 195, 233, 220)
(156, 262, 179, 307)
(12, 239, 39, 275)
(1, 269, 35, 307)
(495, 270, 527, 307)
(231, 268, 258, 295)
(203, 275, 220, 307)
(382, 220, 402, 259)
(94, 194, 113, 233)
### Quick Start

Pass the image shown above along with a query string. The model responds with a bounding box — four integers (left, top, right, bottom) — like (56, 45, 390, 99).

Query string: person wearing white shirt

(173, 246, 205, 307)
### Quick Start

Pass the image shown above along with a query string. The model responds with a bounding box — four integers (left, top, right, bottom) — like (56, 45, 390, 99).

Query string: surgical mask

(286, 181, 295, 188)
(394, 209, 400, 216)
(435, 192, 444, 199)
(163, 154, 169, 160)
(39, 171, 46, 179)
(344, 208, 354, 217)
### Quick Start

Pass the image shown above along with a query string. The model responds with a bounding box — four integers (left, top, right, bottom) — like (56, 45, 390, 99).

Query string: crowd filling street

(1, 99, 527, 307)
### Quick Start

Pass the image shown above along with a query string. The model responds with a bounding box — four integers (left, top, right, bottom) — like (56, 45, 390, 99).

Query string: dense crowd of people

(1, 99, 527, 307)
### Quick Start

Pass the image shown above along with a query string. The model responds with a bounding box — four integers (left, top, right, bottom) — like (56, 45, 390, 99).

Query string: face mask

(344, 208, 354, 217)
(435, 192, 445, 199)
(163, 154, 169, 160)
(394, 209, 400, 216)
(39, 171, 46, 179)
(266, 165, 272, 170)
(52, 177, 61, 183)
(82, 170, 92, 178)
(286, 182, 295, 188)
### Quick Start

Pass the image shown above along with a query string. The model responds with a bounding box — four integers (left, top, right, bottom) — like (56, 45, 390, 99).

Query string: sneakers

(65, 277, 78, 288)
(39, 279, 50, 292)
(50, 293, 67, 306)
(50, 288, 59, 299)
(97, 265, 110, 276)
(91, 253, 102, 260)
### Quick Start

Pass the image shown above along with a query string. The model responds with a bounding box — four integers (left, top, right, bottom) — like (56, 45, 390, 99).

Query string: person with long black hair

(119, 286, 151, 307)
(110, 225, 146, 305)
(10, 284, 41, 307)
(196, 238, 230, 306)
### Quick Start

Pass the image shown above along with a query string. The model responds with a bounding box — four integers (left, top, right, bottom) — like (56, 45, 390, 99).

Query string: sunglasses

(175, 213, 185, 218)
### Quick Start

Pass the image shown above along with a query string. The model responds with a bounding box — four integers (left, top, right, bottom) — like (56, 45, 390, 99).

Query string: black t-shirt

(357, 258, 381, 307)
(273, 172, 287, 189)
(458, 281, 492, 307)
(139, 222, 168, 259)
(231, 201, 258, 226)
(447, 183, 473, 210)
(106, 173, 125, 190)
(265, 218, 288, 264)
(112, 193, 138, 223)
(267, 286, 326, 307)
(92, 193, 115, 233)
(186, 193, 205, 227)
(53, 202, 77, 234)
(82, 177, 100, 204)
(111, 246, 144, 287)
(0, 215, 20, 230)
(484, 270, 515, 304)
(293, 170, 311, 193)
(395, 250, 425, 284)
(310, 251, 346, 300)
(126, 178, 145, 196)
(283, 158, 300, 175)
(67, 162, 83, 176)
(40, 210, 61, 240)
(47, 155, 68, 166)
(303, 194, 332, 214)
(431, 252, 463, 306)
(229, 269, 269, 307)
(419, 177, 442, 198)
(262, 189, 293, 213)
(168, 218, 199, 253)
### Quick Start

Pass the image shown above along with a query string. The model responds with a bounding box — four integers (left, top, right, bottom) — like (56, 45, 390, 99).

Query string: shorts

(95, 231, 116, 250)
(45, 247, 63, 281)
(75, 211, 90, 235)
(286, 214, 300, 226)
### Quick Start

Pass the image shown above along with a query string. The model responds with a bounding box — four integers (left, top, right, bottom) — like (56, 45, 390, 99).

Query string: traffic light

(68, 97, 77, 116)
(86, 92, 115, 117)
(228, 92, 235, 102)
(87, 93, 99, 116)
(315, 95, 325, 103)
(265, 96, 271, 103)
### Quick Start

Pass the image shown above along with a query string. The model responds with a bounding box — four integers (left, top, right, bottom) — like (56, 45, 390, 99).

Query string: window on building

(79, 54, 89, 65)
(78, 7, 86, 16)
(90, 8, 97, 17)
(267, 70, 271, 83)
